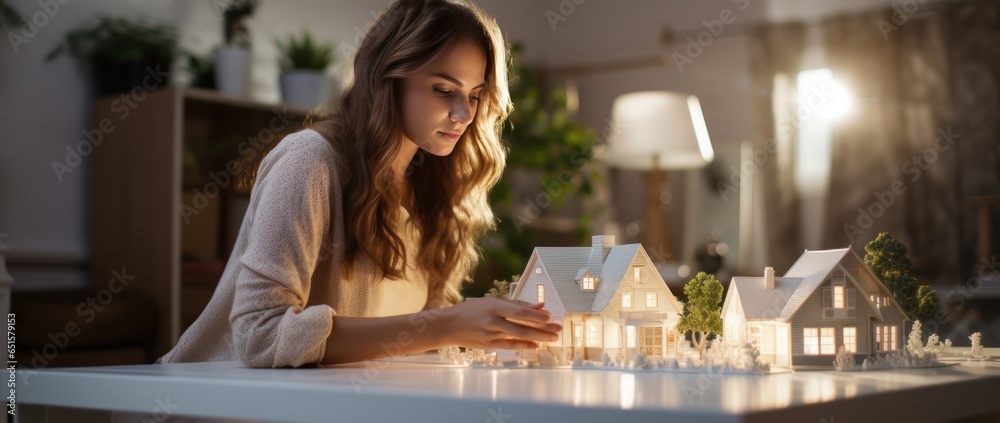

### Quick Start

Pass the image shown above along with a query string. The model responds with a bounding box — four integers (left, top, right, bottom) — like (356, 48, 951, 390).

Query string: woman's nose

(450, 98, 472, 124)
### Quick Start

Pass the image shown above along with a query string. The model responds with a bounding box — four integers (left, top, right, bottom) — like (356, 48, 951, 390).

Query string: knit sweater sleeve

(229, 134, 339, 368)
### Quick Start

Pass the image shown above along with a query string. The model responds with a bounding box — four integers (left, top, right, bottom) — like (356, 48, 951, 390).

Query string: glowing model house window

(573, 324, 583, 347)
(804, 328, 819, 355)
(535, 267, 542, 274)
(634, 268, 642, 285)
(870, 295, 880, 309)
(804, 327, 836, 355)
(582, 276, 595, 290)
(820, 328, 835, 354)
(843, 327, 857, 353)
(834, 286, 845, 309)
(626, 326, 637, 348)
(646, 292, 658, 308)
(749, 326, 761, 347)
(537, 285, 545, 303)
(876, 325, 898, 351)
(621, 292, 633, 308)
(586, 322, 598, 347)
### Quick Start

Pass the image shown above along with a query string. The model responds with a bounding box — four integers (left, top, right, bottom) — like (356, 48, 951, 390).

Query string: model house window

(573, 323, 583, 347)
(870, 294, 880, 309)
(804, 328, 819, 355)
(843, 327, 857, 353)
(535, 267, 542, 274)
(582, 276, 594, 290)
(834, 286, 845, 309)
(646, 292, 658, 308)
(876, 325, 898, 351)
(823, 286, 855, 317)
(820, 328, 835, 354)
(634, 268, 642, 285)
(626, 326, 637, 348)
(621, 292, 633, 308)
(537, 285, 545, 303)
(749, 326, 761, 347)
(883, 296, 889, 307)
(804, 327, 835, 355)
(586, 322, 598, 347)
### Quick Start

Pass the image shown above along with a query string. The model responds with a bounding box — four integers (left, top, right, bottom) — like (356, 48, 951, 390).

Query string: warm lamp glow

(606, 91, 714, 170)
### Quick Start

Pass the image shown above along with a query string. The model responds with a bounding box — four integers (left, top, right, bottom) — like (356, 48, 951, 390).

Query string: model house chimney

(764, 266, 775, 289)
(588, 235, 615, 277)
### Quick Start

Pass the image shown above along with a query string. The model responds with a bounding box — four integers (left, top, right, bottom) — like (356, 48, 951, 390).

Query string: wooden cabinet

(88, 87, 309, 358)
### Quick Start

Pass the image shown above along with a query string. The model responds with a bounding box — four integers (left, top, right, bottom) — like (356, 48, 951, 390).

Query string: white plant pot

(215, 47, 250, 96)
(280, 70, 331, 108)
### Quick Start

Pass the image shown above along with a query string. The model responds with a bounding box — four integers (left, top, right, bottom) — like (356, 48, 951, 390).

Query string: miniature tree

(834, 345, 856, 370)
(969, 332, 984, 359)
(906, 320, 925, 358)
(864, 233, 937, 319)
(485, 275, 519, 298)
(676, 272, 724, 360)
(925, 334, 941, 355)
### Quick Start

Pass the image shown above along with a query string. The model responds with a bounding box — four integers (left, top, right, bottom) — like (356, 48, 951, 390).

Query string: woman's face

(400, 39, 487, 156)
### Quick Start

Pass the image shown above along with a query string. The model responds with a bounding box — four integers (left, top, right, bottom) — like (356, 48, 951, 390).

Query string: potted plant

(45, 16, 179, 96)
(215, 0, 257, 96)
(275, 30, 336, 108)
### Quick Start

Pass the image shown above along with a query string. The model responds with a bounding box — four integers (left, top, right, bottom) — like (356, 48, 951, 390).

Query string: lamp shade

(605, 91, 714, 170)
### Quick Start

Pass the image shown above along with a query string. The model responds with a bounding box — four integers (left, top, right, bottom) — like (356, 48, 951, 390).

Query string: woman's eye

(434, 88, 452, 95)
(470, 95, 481, 102)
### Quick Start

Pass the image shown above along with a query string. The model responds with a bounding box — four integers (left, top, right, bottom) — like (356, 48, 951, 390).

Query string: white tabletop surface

(16, 350, 1000, 423)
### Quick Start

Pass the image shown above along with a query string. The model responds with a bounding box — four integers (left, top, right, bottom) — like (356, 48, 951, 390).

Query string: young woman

(158, 0, 562, 368)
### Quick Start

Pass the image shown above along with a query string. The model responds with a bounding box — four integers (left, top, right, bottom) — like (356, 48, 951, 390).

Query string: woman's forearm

(320, 307, 453, 365)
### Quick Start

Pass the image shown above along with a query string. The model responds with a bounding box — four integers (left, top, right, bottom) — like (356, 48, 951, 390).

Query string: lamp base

(642, 169, 676, 263)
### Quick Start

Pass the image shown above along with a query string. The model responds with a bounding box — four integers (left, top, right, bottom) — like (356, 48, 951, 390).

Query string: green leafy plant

(274, 30, 335, 74)
(676, 272, 724, 359)
(45, 15, 179, 65)
(45, 16, 181, 95)
(864, 232, 937, 320)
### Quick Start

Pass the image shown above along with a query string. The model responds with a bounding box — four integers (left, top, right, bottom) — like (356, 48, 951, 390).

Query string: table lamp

(606, 91, 714, 262)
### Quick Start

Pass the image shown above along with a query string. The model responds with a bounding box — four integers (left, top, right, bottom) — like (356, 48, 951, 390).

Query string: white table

(15, 351, 1000, 423)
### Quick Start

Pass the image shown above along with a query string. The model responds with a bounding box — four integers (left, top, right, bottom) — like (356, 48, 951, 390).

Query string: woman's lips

(439, 131, 461, 142)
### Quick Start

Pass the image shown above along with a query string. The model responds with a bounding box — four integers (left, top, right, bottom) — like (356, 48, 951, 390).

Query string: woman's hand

(440, 297, 562, 350)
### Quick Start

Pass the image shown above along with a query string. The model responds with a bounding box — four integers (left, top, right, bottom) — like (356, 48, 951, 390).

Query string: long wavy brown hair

(306, 0, 511, 308)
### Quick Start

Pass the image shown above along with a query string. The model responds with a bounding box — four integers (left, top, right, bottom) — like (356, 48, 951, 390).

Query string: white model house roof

(534, 247, 596, 313)
(590, 244, 641, 312)
(776, 248, 851, 320)
(724, 248, 854, 322)
(725, 276, 800, 319)
(525, 242, 681, 315)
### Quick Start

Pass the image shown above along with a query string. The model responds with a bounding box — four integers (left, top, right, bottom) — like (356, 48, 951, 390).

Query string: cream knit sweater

(158, 128, 432, 368)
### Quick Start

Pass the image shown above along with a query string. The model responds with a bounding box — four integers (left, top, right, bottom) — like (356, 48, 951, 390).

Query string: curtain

(746, 23, 807, 272)
(820, 2, 1000, 278)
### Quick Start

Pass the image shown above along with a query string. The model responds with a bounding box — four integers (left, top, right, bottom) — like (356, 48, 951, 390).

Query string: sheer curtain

(746, 23, 807, 272)
(820, 2, 1000, 277)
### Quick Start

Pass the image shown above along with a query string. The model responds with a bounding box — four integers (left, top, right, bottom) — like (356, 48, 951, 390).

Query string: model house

(720, 248, 910, 367)
(508, 236, 683, 361)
